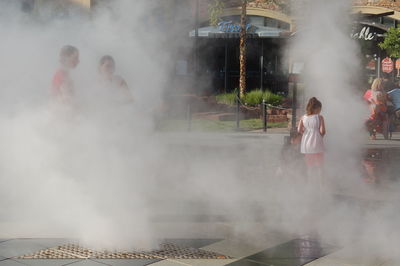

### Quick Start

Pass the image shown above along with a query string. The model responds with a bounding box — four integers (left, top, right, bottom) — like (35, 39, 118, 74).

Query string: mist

(1, 0, 400, 261)
(0, 0, 177, 250)
(0, 0, 279, 252)
(286, 0, 400, 261)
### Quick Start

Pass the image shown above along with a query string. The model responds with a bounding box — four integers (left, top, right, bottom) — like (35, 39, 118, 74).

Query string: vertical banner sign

(396, 59, 400, 77)
(382, 57, 394, 73)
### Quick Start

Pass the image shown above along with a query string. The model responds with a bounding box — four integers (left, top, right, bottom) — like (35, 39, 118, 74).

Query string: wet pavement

(0, 235, 395, 266)
(1, 132, 400, 266)
(0, 236, 339, 266)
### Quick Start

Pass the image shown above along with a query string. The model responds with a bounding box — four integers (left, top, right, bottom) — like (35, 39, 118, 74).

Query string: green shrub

(243, 90, 283, 106)
(215, 92, 236, 105)
(263, 91, 283, 106)
(243, 90, 264, 105)
(215, 90, 283, 106)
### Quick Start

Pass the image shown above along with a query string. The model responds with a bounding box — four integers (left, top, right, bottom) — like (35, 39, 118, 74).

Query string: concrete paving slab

(0, 259, 27, 266)
(227, 258, 307, 265)
(200, 232, 292, 259)
(141, 260, 189, 266)
(168, 259, 237, 266)
(304, 247, 386, 266)
(366, 132, 400, 148)
(13, 259, 81, 266)
(162, 239, 221, 249)
(0, 240, 48, 259)
(92, 259, 160, 266)
(23, 239, 74, 249)
(66, 259, 110, 266)
(226, 238, 337, 266)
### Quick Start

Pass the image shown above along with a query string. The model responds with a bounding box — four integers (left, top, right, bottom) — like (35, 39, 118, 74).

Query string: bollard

(262, 99, 267, 132)
(187, 103, 192, 131)
(236, 90, 240, 130)
(291, 78, 297, 133)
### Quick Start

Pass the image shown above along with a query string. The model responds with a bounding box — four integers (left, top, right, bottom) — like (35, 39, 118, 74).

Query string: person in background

(297, 97, 326, 188)
(51, 45, 80, 104)
(98, 55, 133, 104)
(367, 78, 389, 140)
(387, 81, 400, 134)
(363, 83, 372, 105)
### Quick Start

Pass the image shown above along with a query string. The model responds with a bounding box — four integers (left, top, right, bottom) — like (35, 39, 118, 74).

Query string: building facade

(17, 0, 400, 93)
(187, 0, 400, 94)
(353, 1, 400, 82)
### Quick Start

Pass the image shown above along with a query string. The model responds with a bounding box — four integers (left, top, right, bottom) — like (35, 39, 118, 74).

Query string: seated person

(388, 86, 400, 118)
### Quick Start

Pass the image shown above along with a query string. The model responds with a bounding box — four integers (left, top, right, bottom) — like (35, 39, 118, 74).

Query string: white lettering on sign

(382, 57, 393, 73)
(351, 26, 375, 41)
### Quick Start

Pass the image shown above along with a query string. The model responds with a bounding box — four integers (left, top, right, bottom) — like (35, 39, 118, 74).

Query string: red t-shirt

(363, 89, 372, 103)
(51, 69, 73, 100)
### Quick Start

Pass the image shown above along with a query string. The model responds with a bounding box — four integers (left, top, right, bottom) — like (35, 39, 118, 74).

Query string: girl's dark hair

(60, 45, 78, 61)
(99, 55, 115, 67)
(306, 97, 322, 115)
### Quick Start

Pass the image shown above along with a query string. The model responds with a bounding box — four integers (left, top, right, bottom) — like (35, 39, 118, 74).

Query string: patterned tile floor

(0, 235, 395, 266)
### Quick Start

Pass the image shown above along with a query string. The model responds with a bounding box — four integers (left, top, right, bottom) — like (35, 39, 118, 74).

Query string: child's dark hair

(60, 45, 78, 63)
(306, 97, 322, 115)
(99, 55, 115, 67)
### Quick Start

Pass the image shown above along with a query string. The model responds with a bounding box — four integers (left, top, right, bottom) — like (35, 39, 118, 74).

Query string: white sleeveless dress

(300, 114, 324, 154)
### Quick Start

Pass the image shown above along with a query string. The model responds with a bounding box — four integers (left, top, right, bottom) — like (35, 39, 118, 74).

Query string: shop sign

(396, 59, 400, 69)
(351, 26, 376, 41)
(382, 57, 393, 73)
(395, 59, 400, 76)
(218, 21, 256, 33)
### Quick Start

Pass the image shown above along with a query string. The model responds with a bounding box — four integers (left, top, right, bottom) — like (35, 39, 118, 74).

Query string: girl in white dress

(297, 97, 326, 168)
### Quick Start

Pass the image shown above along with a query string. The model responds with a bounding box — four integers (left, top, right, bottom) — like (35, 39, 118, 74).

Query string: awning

(189, 25, 291, 38)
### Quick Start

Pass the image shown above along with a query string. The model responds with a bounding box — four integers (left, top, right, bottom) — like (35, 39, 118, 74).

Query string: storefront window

(278, 21, 290, 30)
(382, 17, 395, 27)
(265, 17, 278, 28)
(364, 17, 381, 25)
(248, 16, 264, 26)
(220, 15, 240, 24)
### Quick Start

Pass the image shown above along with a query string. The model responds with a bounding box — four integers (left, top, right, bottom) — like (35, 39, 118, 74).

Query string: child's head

(99, 55, 115, 77)
(60, 45, 79, 69)
(306, 97, 322, 115)
(371, 78, 383, 91)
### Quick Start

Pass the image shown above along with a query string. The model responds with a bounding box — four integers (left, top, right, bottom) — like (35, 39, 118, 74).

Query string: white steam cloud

(286, 0, 400, 261)
(0, 0, 174, 250)
(1, 0, 400, 262)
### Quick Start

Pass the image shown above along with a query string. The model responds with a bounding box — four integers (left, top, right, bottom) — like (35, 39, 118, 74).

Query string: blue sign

(218, 21, 256, 33)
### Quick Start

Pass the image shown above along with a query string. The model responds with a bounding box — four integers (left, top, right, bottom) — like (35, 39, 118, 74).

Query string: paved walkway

(0, 231, 396, 266)
(365, 132, 400, 148)
(251, 128, 400, 148)
(0, 131, 398, 266)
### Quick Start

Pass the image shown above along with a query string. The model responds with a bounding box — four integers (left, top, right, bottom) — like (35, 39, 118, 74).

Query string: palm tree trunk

(239, 0, 247, 98)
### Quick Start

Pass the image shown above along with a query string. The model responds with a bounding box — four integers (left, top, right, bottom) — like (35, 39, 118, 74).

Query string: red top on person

(51, 45, 79, 103)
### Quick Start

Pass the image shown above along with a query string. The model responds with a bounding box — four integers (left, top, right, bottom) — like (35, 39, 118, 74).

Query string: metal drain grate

(18, 243, 230, 259)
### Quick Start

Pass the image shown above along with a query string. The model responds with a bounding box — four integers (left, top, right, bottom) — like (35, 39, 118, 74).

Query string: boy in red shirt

(51, 45, 80, 103)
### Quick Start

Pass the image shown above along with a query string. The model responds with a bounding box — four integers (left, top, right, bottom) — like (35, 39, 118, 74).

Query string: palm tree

(209, 0, 290, 98)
